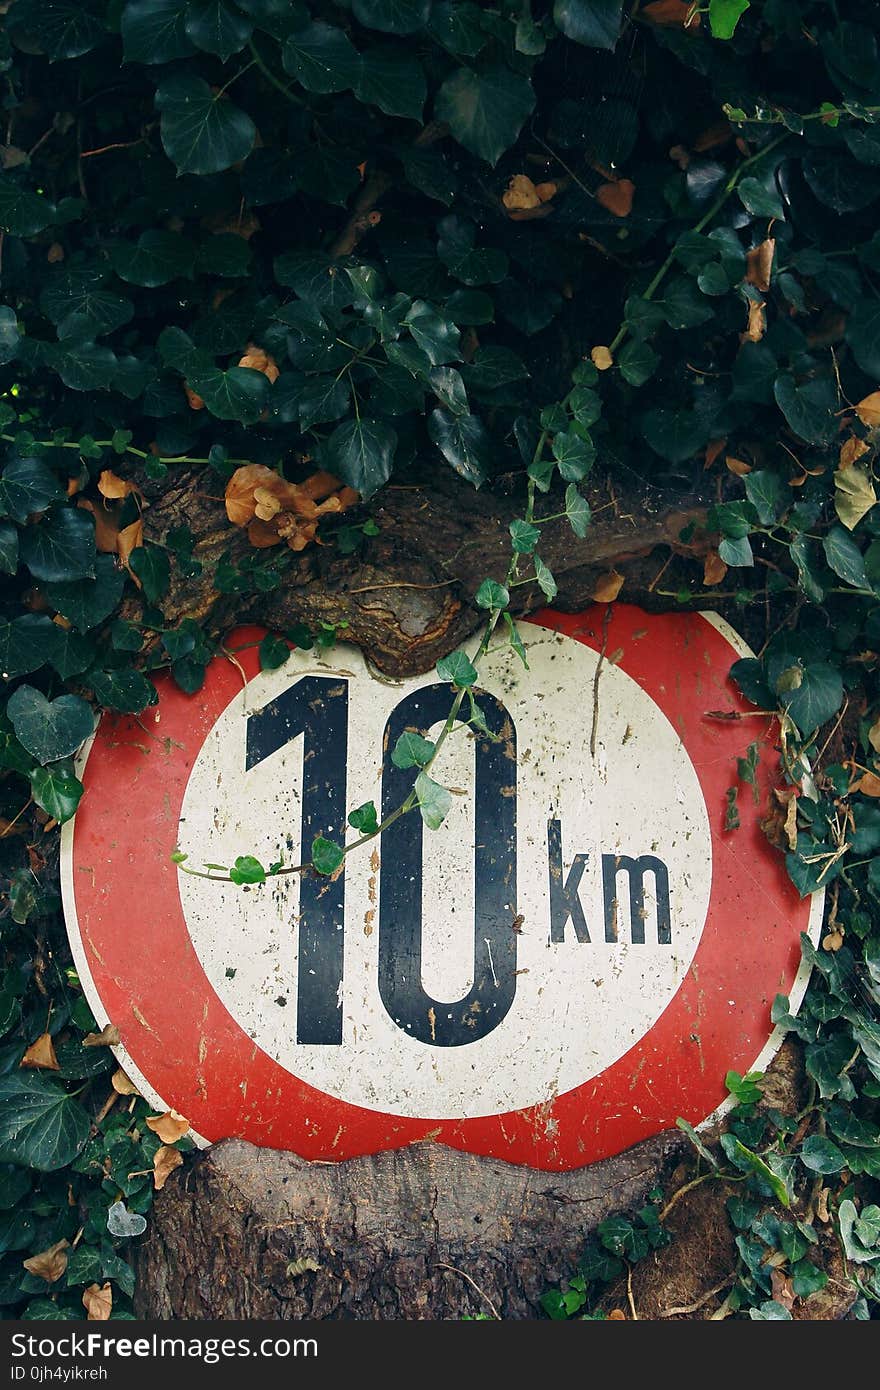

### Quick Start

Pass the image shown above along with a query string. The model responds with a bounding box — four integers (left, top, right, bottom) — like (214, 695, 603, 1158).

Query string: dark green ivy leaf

(110, 231, 195, 288)
(0, 307, 20, 366)
(847, 299, 880, 379)
(436, 650, 478, 688)
(121, 0, 196, 63)
(0, 615, 61, 680)
(782, 663, 844, 735)
(823, 525, 869, 589)
(427, 409, 492, 487)
(0, 458, 62, 524)
(156, 73, 257, 176)
(311, 837, 344, 875)
(773, 373, 838, 447)
(355, 47, 427, 121)
(184, 0, 253, 61)
(6, 686, 94, 765)
(281, 21, 361, 94)
(391, 731, 435, 769)
(348, 801, 379, 835)
(435, 66, 536, 166)
(553, 0, 624, 50)
(87, 669, 156, 715)
(30, 767, 84, 824)
(45, 555, 125, 632)
(20, 508, 96, 583)
(352, 0, 430, 34)
(0, 1075, 90, 1172)
(128, 544, 171, 604)
(8, 0, 106, 62)
(323, 418, 397, 499)
(184, 365, 269, 424)
(0, 182, 55, 238)
(0, 521, 19, 575)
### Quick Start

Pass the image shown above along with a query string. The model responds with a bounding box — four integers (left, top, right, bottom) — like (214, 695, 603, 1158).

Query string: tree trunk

(133, 1132, 685, 1320)
(138, 466, 714, 677)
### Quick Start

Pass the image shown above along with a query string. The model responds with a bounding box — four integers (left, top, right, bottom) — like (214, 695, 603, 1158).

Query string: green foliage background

(1, 0, 880, 1319)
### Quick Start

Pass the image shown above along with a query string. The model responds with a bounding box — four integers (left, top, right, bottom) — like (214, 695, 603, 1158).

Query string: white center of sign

(178, 624, 712, 1120)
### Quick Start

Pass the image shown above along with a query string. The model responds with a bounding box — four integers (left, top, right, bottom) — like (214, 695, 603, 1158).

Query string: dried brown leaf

(852, 770, 880, 797)
(111, 1066, 140, 1096)
(534, 181, 558, 203)
(743, 298, 766, 343)
(117, 519, 144, 567)
(770, 1268, 795, 1312)
(703, 550, 728, 586)
(703, 437, 727, 469)
(725, 455, 752, 476)
(591, 346, 613, 371)
(642, 0, 700, 26)
(746, 238, 776, 294)
(596, 179, 635, 218)
(237, 343, 280, 384)
(97, 469, 136, 501)
(20, 1032, 59, 1071)
(839, 436, 870, 469)
(83, 1283, 112, 1321)
(692, 121, 733, 153)
(23, 1239, 69, 1283)
(153, 1144, 184, 1191)
(77, 498, 121, 554)
(185, 385, 205, 411)
(855, 392, 880, 428)
(502, 174, 541, 211)
(591, 570, 625, 603)
(47, 242, 65, 264)
(83, 1024, 120, 1048)
(145, 1109, 190, 1143)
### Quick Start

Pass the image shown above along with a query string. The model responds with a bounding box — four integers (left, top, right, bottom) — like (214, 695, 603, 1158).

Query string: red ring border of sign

(61, 606, 823, 1172)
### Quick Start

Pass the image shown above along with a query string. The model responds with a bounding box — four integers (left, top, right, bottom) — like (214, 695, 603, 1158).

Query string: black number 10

(246, 676, 518, 1048)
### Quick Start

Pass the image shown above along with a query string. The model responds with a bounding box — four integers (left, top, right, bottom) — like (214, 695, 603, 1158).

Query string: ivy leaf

(799, 1135, 847, 1174)
(88, 669, 155, 715)
(355, 47, 427, 121)
(463, 347, 527, 391)
(6, 686, 95, 764)
(823, 525, 869, 589)
(348, 801, 380, 835)
(509, 518, 540, 554)
(565, 484, 591, 538)
(184, 1, 253, 61)
(0, 1075, 90, 1171)
(0, 181, 55, 238)
(708, 0, 750, 40)
(297, 376, 350, 430)
(436, 650, 478, 688)
(129, 544, 171, 604)
(0, 306, 20, 365)
(744, 470, 785, 526)
(475, 579, 509, 610)
(405, 301, 460, 364)
(352, 0, 430, 34)
(782, 663, 844, 735)
(120, 0, 196, 63)
(847, 299, 880, 379)
(0, 521, 19, 575)
(553, 0, 624, 50)
(718, 535, 754, 567)
(773, 373, 837, 447)
(0, 615, 62, 680)
(0, 457, 63, 523)
(311, 837, 344, 876)
(40, 273, 133, 337)
(534, 554, 558, 601)
(30, 768, 85, 824)
(45, 556, 125, 632)
(110, 231, 195, 288)
(8, 0, 106, 61)
(789, 535, 826, 603)
(156, 73, 257, 176)
(282, 21, 361, 94)
(435, 67, 536, 166)
(185, 365, 269, 424)
(391, 731, 435, 769)
(414, 771, 452, 830)
(803, 150, 880, 214)
(20, 509, 96, 583)
(427, 409, 492, 487)
(428, 366, 469, 416)
(323, 418, 397, 499)
(552, 431, 595, 482)
(642, 407, 704, 463)
(618, 339, 658, 387)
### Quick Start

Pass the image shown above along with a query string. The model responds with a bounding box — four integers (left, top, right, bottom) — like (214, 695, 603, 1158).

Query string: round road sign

(61, 605, 822, 1171)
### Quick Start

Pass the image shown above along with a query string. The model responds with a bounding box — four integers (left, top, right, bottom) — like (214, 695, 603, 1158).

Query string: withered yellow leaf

(591, 346, 613, 371)
(592, 570, 625, 603)
(83, 1283, 112, 1321)
(502, 174, 541, 211)
(534, 181, 558, 203)
(20, 1032, 59, 1071)
(746, 239, 775, 293)
(852, 770, 880, 797)
(596, 179, 635, 217)
(834, 464, 876, 530)
(855, 392, 880, 427)
(83, 1023, 120, 1048)
(77, 498, 121, 554)
(868, 715, 880, 755)
(146, 1109, 190, 1143)
(111, 1066, 140, 1096)
(23, 1239, 69, 1283)
(703, 550, 728, 586)
(839, 435, 870, 469)
(153, 1144, 184, 1191)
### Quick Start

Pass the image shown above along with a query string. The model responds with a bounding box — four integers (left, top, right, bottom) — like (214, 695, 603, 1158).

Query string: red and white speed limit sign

(61, 606, 821, 1171)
